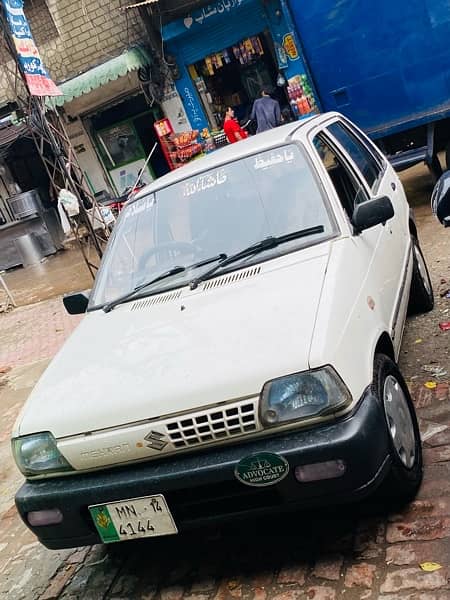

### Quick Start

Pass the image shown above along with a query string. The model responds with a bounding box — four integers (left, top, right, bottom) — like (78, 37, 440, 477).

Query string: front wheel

(408, 236, 434, 315)
(374, 354, 423, 502)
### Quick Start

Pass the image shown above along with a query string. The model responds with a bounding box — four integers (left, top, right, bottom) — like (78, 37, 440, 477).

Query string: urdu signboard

(1, 0, 61, 97)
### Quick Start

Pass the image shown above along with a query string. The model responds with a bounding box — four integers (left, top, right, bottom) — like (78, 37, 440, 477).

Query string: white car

(12, 113, 434, 550)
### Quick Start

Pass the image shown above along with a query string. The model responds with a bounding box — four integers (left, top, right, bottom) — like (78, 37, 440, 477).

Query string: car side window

(327, 121, 383, 191)
(313, 134, 368, 221)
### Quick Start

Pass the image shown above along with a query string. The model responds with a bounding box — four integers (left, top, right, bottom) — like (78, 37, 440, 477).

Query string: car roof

(132, 112, 339, 202)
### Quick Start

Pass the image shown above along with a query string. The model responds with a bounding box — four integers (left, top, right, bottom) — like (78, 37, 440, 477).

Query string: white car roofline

(130, 113, 343, 204)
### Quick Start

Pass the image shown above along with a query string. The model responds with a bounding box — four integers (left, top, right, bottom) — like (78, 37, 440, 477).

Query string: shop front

(87, 94, 170, 195)
(51, 48, 183, 197)
(163, 0, 319, 135)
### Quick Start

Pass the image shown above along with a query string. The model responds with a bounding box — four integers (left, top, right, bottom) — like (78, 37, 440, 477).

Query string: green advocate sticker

(235, 452, 289, 487)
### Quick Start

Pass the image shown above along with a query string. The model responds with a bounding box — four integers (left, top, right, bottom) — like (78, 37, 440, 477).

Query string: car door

(310, 123, 403, 343)
(324, 120, 410, 343)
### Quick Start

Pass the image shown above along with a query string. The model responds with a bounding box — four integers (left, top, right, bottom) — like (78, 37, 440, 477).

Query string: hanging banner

(1, 0, 62, 97)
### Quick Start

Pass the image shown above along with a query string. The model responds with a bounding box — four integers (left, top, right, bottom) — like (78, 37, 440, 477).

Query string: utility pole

(0, 5, 110, 279)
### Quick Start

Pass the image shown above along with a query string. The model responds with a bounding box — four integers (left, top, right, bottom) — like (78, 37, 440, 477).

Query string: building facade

(0, 0, 146, 104)
(0, 0, 193, 209)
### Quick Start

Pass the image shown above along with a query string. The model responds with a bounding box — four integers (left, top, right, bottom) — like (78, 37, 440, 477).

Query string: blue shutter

(167, 1, 267, 66)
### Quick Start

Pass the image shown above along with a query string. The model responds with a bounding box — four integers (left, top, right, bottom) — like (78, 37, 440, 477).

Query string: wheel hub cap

(383, 375, 416, 468)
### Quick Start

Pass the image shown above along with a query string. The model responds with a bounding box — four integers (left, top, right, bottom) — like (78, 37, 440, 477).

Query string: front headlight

(260, 367, 352, 426)
(12, 432, 74, 478)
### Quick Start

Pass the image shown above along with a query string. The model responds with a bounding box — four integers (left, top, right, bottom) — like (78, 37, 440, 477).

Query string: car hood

(17, 244, 331, 439)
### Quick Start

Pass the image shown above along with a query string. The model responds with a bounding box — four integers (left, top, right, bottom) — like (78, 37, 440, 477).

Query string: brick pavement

(1, 299, 450, 599)
(0, 298, 82, 369)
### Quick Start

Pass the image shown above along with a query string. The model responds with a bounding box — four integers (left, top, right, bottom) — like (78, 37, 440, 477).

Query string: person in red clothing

(223, 107, 248, 143)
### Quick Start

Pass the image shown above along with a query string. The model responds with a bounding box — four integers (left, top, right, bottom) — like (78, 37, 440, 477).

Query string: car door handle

(391, 182, 396, 191)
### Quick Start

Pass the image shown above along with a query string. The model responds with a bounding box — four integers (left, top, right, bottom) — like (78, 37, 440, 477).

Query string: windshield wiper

(103, 266, 185, 313)
(103, 254, 226, 313)
(189, 225, 325, 290)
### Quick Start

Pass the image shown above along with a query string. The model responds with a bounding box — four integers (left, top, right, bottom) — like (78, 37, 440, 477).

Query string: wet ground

(0, 243, 96, 308)
(398, 162, 450, 381)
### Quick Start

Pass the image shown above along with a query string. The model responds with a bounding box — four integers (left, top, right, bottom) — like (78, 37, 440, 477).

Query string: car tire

(408, 236, 434, 315)
(374, 354, 423, 503)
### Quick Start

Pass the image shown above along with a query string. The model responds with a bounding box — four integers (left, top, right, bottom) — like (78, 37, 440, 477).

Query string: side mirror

(63, 290, 90, 315)
(431, 171, 450, 227)
(352, 196, 394, 233)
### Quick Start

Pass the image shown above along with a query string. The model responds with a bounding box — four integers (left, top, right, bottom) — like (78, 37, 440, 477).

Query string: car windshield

(89, 143, 335, 308)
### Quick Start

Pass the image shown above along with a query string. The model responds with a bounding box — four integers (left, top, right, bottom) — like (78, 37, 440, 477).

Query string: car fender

(309, 238, 395, 402)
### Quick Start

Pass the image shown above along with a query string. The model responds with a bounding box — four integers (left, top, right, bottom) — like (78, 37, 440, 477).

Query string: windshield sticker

(182, 169, 228, 197)
(123, 195, 155, 219)
(254, 148, 296, 170)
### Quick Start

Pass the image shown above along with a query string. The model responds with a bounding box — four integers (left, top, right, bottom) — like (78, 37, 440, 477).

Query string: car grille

(165, 399, 260, 449)
(60, 398, 262, 471)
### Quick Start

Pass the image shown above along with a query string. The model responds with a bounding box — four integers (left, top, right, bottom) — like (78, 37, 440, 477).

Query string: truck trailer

(288, 0, 450, 180)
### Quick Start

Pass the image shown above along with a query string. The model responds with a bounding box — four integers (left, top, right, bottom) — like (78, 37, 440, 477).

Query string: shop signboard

(283, 33, 299, 61)
(275, 43, 288, 69)
(161, 82, 191, 133)
(182, 85, 206, 129)
(164, 0, 250, 40)
(183, 1, 245, 29)
(1, 0, 61, 97)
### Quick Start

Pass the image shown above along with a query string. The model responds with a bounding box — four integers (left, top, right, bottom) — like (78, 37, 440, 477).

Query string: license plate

(89, 494, 178, 544)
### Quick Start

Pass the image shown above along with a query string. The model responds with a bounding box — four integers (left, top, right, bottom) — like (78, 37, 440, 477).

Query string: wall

(0, 0, 146, 105)
(65, 120, 111, 194)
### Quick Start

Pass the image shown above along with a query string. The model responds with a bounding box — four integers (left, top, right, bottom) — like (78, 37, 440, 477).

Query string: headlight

(12, 432, 74, 477)
(260, 367, 352, 426)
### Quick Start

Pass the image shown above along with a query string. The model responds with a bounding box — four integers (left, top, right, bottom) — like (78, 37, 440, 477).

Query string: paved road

(1, 167, 450, 600)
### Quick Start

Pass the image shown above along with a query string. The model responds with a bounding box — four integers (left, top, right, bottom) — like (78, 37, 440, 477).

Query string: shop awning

(48, 47, 151, 108)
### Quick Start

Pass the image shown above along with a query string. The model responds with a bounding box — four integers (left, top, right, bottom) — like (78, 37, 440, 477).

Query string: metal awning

(48, 47, 151, 108)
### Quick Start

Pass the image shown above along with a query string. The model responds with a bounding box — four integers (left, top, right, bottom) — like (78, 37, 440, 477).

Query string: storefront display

(187, 32, 284, 130)
(202, 35, 265, 74)
(163, 0, 320, 133)
(287, 74, 318, 118)
(155, 118, 208, 171)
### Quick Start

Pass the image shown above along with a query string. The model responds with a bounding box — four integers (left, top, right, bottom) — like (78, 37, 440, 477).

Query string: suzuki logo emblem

(144, 431, 168, 451)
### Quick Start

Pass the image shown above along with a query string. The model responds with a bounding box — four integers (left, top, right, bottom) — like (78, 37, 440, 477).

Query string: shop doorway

(133, 112, 169, 179)
(189, 31, 287, 131)
(6, 138, 52, 207)
(90, 95, 170, 195)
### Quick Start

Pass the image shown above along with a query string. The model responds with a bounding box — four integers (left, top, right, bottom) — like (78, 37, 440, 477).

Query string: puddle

(1, 246, 97, 307)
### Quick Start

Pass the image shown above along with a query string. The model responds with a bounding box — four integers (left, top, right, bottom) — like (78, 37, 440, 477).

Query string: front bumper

(15, 389, 391, 550)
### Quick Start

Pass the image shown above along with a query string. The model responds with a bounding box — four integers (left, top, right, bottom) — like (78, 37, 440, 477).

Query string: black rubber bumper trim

(15, 388, 390, 549)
